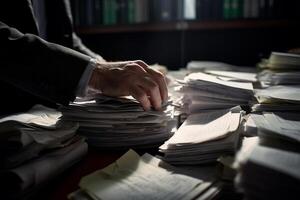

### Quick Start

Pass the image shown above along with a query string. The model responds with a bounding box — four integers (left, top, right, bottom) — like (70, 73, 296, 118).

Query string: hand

(88, 60, 168, 111)
(95, 55, 106, 63)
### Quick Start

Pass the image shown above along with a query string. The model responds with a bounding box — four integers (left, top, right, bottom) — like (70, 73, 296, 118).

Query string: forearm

(72, 33, 105, 62)
(0, 21, 90, 105)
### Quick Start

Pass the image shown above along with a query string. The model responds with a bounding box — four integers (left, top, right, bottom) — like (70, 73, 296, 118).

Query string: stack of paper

(257, 52, 300, 86)
(236, 145, 300, 199)
(178, 72, 254, 113)
(204, 70, 257, 83)
(69, 150, 216, 200)
(241, 114, 258, 137)
(252, 85, 300, 111)
(159, 107, 243, 165)
(0, 105, 87, 199)
(257, 70, 300, 86)
(186, 61, 255, 73)
(186, 61, 239, 72)
(250, 112, 300, 150)
(233, 136, 259, 168)
(61, 95, 176, 150)
(259, 52, 300, 70)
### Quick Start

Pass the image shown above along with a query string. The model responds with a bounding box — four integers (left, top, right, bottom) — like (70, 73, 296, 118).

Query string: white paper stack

(236, 145, 300, 200)
(0, 105, 86, 199)
(250, 112, 300, 150)
(260, 52, 300, 70)
(178, 72, 254, 113)
(254, 52, 300, 111)
(0, 105, 80, 168)
(69, 150, 215, 200)
(252, 85, 300, 111)
(234, 136, 259, 169)
(257, 70, 300, 86)
(257, 52, 300, 86)
(186, 61, 238, 72)
(61, 95, 176, 150)
(204, 70, 257, 83)
(241, 114, 258, 137)
(159, 107, 243, 165)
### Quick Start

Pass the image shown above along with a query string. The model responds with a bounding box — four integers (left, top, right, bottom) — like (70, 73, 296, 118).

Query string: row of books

(71, 0, 300, 27)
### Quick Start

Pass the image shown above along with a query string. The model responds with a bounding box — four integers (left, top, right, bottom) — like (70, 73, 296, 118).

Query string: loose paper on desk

(186, 61, 238, 72)
(0, 104, 61, 128)
(251, 112, 300, 143)
(268, 52, 300, 69)
(161, 107, 241, 147)
(234, 136, 259, 168)
(61, 94, 175, 149)
(255, 85, 300, 104)
(185, 72, 253, 91)
(204, 70, 257, 82)
(79, 150, 204, 200)
(247, 145, 300, 180)
(258, 70, 300, 85)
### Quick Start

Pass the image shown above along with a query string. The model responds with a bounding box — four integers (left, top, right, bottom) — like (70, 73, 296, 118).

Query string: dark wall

(79, 25, 300, 70)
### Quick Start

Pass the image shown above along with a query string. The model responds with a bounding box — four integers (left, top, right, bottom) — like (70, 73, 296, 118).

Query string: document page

(161, 108, 241, 147)
(80, 150, 203, 200)
(0, 105, 62, 128)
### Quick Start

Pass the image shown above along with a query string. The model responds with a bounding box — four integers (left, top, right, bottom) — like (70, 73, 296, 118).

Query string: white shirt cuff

(76, 58, 97, 97)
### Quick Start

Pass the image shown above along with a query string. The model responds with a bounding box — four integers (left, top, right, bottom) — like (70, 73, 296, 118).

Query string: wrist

(88, 66, 101, 91)
(88, 62, 113, 94)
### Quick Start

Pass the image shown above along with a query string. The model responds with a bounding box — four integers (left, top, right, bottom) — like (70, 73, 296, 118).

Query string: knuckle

(155, 71, 165, 79)
(147, 81, 158, 91)
(131, 88, 145, 98)
(137, 93, 148, 102)
(125, 63, 142, 71)
(136, 60, 148, 68)
(135, 60, 145, 65)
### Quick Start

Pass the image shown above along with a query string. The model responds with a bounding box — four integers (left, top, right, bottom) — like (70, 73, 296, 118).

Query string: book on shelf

(70, 0, 299, 28)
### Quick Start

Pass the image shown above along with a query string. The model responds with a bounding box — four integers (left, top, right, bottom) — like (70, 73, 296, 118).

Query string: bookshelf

(72, 0, 300, 29)
(76, 19, 299, 34)
(71, 0, 300, 69)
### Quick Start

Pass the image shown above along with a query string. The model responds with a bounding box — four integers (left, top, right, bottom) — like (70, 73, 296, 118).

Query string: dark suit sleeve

(64, 0, 104, 60)
(0, 21, 91, 106)
(72, 32, 101, 59)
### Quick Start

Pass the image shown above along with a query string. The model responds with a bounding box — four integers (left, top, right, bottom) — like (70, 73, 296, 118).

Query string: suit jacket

(0, 0, 95, 114)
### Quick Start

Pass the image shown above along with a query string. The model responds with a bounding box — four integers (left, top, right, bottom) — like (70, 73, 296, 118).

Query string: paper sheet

(80, 150, 203, 200)
(161, 108, 241, 146)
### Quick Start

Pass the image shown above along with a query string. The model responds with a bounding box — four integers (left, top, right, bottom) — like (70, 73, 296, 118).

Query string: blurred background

(70, 0, 300, 70)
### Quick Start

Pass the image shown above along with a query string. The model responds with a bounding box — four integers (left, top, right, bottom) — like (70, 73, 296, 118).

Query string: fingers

(124, 63, 147, 74)
(130, 85, 151, 111)
(147, 68, 168, 102)
(125, 61, 168, 110)
(134, 60, 168, 102)
(137, 76, 162, 110)
(125, 64, 161, 110)
(95, 61, 168, 111)
(134, 60, 148, 70)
